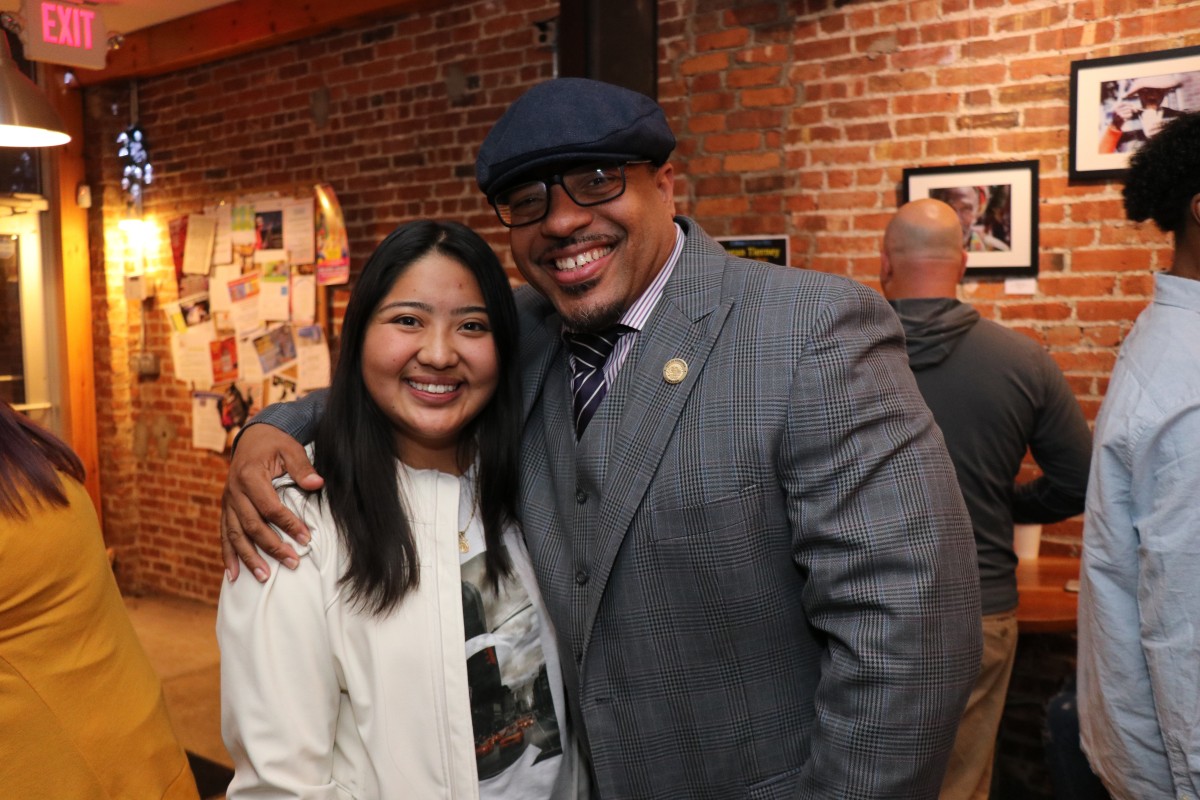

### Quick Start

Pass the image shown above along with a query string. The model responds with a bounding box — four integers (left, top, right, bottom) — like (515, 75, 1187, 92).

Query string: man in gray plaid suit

(223, 79, 981, 798)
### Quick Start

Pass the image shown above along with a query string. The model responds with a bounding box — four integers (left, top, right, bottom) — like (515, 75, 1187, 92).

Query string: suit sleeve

(1012, 353, 1093, 523)
(235, 388, 328, 450)
(780, 282, 982, 798)
(217, 485, 344, 799)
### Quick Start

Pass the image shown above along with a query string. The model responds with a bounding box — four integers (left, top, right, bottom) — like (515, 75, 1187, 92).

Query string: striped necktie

(566, 327, 627, 438)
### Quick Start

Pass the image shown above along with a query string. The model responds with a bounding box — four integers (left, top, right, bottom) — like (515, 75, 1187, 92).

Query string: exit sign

(21, 0, 109, 70)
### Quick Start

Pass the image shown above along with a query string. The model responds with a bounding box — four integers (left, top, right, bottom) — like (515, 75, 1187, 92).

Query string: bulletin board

(156, 183, 351, 452)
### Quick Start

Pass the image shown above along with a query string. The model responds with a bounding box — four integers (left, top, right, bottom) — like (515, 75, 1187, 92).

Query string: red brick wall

(658, 0, 1200, 554)
(85, 1, 561, 601)
(85, 0, 1200, 602)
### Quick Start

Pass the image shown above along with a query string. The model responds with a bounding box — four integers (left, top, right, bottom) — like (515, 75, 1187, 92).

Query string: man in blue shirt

(1078, 110, 1200, 800)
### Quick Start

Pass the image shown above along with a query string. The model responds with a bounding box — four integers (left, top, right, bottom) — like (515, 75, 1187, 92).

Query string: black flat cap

(476, 78, 676, 197)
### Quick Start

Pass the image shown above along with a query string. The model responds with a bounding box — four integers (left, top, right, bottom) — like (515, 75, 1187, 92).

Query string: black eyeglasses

(489, 161, 651, 228)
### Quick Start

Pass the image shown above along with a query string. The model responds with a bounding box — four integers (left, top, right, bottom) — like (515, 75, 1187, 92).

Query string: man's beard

(559, 280, 625, 334)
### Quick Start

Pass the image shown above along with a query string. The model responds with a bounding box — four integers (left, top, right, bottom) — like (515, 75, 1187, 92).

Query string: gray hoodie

(890, 298, 1092, 614)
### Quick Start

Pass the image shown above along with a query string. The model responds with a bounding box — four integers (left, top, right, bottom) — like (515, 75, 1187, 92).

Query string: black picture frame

(1069, 44, 1200, 181)
(902, 160, 1039, 279)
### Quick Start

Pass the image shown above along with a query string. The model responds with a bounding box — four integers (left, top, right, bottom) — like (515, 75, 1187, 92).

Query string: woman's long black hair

(314, 220, 522, 614)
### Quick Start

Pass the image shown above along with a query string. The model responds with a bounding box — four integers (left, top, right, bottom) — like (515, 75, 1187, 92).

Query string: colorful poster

(254, 208, 284, 251)
(215, 381, 260, 445)
(209, 336, 238, 384)
(168, 215, 188, 276)
(252, 324, 297, 374)
(165, 293, 212, 334)
(314, 183, 350, 285)
(228, 272, 262, 335)
(231, 203, 257, 271)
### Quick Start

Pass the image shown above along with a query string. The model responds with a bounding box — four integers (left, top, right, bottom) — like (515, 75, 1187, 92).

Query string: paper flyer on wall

(179, 273, 209, 299)
(231, 203, 255, 246)
(231, 203, 257, 271)
(265, 371, 299, 406)
(192, 392, 228, 452)
(253, 205, 284, 251)
(170, 321, 216, 388)
(295, 324, 331, 390)
(209, 264, 239, 313)
(314, 183, 350, 285)
(209, 202, 233, 266)
(282, 197, 316, 265)
(252, 324, 297, 374)
(237, 335, 264, 383)
(214, 382, 260, 450)
(291, 266, 316, 323)
(227, 272, 262, 335)
(165, 293, 212, 334)
(210, 336, 238, 385)
(183, 214, 217, 275)
(255, 249, 291, 321)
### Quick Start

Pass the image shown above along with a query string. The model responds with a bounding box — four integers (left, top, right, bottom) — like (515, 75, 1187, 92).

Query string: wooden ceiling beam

(75, 0, 441, 86)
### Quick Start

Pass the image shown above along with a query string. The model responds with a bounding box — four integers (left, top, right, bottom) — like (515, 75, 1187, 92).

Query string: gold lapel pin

(663, 358, 688, 384)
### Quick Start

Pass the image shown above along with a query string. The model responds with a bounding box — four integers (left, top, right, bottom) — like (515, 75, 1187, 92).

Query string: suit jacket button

(575, 489, 588, 504)
(575, 569, 589, 585)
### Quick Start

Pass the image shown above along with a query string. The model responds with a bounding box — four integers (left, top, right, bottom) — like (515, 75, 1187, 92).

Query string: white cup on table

(1014, 523, 1042, 562)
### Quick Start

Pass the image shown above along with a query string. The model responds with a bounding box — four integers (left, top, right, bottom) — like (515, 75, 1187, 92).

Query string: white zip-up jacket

(218, 458, 570, 799)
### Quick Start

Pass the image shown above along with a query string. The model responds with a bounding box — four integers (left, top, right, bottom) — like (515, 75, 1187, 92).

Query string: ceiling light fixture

(0, 33, 70, 148)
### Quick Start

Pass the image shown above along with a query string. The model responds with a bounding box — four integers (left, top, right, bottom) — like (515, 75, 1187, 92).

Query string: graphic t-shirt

(457, 475, 563, 800)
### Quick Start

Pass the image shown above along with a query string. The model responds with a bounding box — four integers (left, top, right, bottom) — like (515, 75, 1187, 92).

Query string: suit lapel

(579, 221, 739, 654)
(516, 287, 578, 556)
(540, 350, 579, 535)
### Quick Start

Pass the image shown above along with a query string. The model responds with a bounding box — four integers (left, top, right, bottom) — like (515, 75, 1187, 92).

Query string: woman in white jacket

(218, 220, 576, 799)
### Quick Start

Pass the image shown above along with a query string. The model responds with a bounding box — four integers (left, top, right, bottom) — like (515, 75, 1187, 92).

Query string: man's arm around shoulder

(221, 390, 327, 582)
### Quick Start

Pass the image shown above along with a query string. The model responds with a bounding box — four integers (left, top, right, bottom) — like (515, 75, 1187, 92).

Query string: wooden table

(1015, 556, 1081, 634)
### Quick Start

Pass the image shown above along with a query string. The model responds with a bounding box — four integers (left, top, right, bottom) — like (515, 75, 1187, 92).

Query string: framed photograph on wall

(1069, 44, 1200, 181)
(902, 160, 1039, 279)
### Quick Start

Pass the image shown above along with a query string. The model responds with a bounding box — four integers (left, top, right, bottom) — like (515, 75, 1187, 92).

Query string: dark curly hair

(1123, 110, 1200, 236)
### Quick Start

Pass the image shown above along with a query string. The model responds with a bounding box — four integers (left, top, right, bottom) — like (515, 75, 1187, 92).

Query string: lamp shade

(0, 34, 70, 148)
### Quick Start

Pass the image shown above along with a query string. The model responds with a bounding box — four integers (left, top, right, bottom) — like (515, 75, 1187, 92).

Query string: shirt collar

(615, 222, 685, 333)
(1154, 271, 1200, 314)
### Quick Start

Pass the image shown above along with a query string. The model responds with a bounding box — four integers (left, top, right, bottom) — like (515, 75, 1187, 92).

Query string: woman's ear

(1191, 193, 1200, 228)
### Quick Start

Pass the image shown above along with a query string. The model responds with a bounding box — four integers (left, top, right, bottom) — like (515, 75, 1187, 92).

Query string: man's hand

(1110, 101, 1139, 130)
(220, 424, 324, 582)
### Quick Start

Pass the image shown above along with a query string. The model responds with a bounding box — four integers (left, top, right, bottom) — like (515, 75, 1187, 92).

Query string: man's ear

(1190, 193, 1200, 227)
(879, 249, 893, 286)
(957, 250, 969, 283)
(655, 161, 676, 208)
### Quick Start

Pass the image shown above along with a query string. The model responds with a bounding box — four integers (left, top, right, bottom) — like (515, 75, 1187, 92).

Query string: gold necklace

(458, 490, 477, 554)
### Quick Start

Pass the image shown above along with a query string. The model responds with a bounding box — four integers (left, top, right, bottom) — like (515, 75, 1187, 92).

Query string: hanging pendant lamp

(0, 33, 70, 148)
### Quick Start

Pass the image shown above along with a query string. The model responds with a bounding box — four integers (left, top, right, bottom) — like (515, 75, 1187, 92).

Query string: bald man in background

(881, 199, 1093, 799)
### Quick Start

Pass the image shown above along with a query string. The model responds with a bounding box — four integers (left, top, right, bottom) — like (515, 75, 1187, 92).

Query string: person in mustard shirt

(0, 400, 199, 799)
